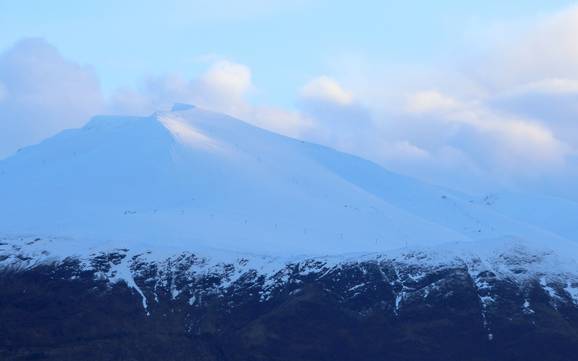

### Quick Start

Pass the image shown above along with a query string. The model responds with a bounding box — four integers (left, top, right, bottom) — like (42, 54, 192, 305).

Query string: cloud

(472, 6, 578, 90)
(245, 106, 313, 139)
(490, 79, 578, 146)
(297, 76, 376, 153)
(512, 78, 578, 95)
(306, 6, 578, 196)
(406, 90, 460, 114)
(300, 76, 353, 106)
(297, 81, 572, 192)
(405, 91, 571, 173)
(292, 81, 498, 192)
(0, 38, 103, 158)
(110, 59, 312, 138)
(467, 7, 578, 179)
(195, 60, 253, 115)
(471, 6, 578, 161)
(109, 62, 249, 115)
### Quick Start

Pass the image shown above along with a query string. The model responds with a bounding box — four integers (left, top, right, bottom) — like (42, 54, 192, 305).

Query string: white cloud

(490, 79, 578, 147)
(509, 78, 578, 95)
(195, 60, 253, 115)
(297, 78, 375, 154)
(295, 74, 572, 188)
(199, 61, 252, 95)
(110, 59, 312, 138)
(406, 90, 460, 114)
(301, 76, 353, 106)
(474, 5, 578, 90)
(411, 93, 571, 172)
(0, 38, 103, 159)
(247, 106, 313, 138)
(308, 5, 578, 197)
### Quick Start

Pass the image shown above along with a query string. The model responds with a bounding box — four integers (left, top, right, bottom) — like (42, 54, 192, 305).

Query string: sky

(1, 1, 578, 199)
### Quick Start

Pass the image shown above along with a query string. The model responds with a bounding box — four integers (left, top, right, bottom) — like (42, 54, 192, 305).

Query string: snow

(107, 256, 150, 315)
(522, 300, 535, 314)
(564, 282, 578, 304)
(394, 292, 405, 314)
(478, 192, 578, 241)
(0, 104, 577, 272)
(540, 277, 559, 301)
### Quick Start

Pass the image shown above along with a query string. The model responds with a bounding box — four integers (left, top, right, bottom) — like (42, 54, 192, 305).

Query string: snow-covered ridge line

(3, 235, 578, 314)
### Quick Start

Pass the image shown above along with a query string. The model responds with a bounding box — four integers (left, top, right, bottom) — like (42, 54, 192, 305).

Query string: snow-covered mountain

(1, 103, 576, 256)
(2, 104, 578, 361)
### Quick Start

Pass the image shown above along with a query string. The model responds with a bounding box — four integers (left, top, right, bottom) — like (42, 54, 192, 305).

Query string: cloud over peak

(0, 38, 103, 158)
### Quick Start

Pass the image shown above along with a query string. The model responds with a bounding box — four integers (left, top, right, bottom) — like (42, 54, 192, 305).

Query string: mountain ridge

(1, 105, 576, 258)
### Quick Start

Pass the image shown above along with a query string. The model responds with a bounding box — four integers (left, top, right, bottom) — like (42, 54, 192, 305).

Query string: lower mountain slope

(2, 236, 578, 361)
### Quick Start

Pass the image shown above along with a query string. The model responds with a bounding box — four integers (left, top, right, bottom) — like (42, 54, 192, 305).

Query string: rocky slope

(2, 236, 578, 361)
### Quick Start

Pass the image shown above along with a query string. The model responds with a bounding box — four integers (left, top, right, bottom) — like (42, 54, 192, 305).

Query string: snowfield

(0, 103, 577, 278)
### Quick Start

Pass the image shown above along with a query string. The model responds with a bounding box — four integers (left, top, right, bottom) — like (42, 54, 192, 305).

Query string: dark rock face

(2, 251, 578, 361)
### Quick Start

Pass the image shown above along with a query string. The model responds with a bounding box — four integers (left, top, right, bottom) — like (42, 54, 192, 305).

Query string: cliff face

(3, 244, 578, 361)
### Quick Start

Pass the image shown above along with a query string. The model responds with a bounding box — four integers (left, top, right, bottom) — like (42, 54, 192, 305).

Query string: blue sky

(1, 0, 575, 103)
(1, 1, 578, 199)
